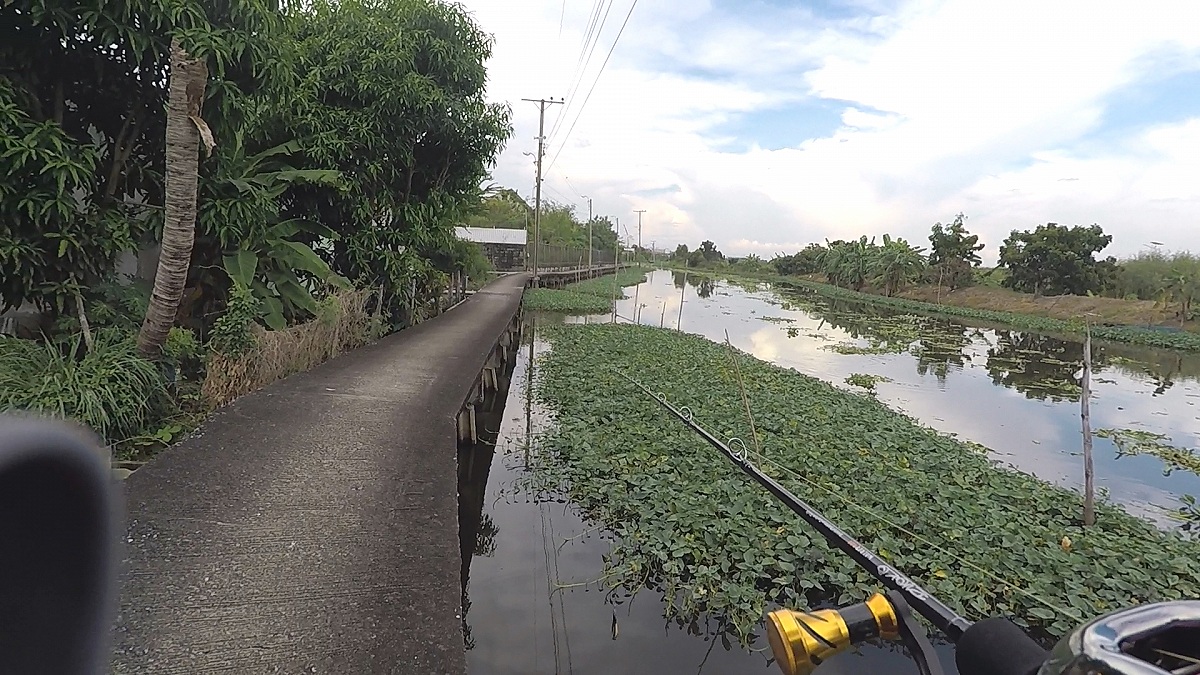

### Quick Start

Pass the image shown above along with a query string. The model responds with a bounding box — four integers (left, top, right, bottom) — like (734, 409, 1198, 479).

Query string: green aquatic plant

(1096, 428, 1200, 476)
(565, 269, 648, 299)
(845, 373, 892, 391)
(531, 323, 1200, 646)
(522, 289, 612, 314)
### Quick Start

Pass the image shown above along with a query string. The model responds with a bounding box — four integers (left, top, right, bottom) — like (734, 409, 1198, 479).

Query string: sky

(455, 0, 1200, 263)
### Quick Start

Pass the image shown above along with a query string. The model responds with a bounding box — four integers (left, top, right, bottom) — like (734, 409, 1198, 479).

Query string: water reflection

(582, 270, 1200, 524)
(461, 313, 954, 674)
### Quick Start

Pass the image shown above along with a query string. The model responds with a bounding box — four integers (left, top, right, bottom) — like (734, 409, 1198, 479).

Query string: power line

(548, 0, 614, 145)
(546, 0, 640, 173)
(547, 1, 605, 141)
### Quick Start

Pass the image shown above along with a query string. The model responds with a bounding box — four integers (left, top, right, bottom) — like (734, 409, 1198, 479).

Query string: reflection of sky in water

(570, 270, 1200, 526)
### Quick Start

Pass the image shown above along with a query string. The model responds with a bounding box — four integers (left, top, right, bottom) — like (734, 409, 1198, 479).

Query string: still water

(571, 269, 1200, 525)
(462, 269, 1200, 674)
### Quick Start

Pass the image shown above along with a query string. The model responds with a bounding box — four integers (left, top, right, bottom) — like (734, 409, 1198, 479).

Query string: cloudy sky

(456, 0, 1200, 262)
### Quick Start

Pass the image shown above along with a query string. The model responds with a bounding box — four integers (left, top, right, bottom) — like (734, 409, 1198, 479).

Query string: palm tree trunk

(137, 39, 210, 358)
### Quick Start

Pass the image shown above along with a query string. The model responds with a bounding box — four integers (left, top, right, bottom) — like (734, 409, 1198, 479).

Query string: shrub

(0, 329, 167, 442)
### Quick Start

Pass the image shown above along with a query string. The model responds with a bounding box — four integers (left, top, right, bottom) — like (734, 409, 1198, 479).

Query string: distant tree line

(465, 190, 620, 252)
(671, 216, 1200, 324)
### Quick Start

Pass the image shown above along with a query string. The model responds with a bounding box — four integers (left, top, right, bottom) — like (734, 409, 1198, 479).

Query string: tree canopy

(927, 214, 984, 290)
(0, 0, 283, 313)
(1, 0, 512, 331)
(998, 223, 1113, 296)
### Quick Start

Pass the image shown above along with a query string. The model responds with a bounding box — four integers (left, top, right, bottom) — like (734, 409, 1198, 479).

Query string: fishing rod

(621, 374, 1200, 675)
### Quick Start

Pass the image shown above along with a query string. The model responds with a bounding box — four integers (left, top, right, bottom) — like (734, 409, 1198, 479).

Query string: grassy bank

(530, 323, 1200, 644)
(673, 265, 1200, 351)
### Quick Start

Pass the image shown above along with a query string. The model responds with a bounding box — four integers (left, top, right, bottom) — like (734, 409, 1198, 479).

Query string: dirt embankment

(897, 284, 1194, 330)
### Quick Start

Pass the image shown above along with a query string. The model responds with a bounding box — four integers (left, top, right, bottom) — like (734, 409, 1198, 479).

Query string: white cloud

(460, 0, 1200, 262)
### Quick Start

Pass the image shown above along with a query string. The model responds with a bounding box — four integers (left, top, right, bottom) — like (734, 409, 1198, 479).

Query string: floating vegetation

(823, 341, 900, 355)
(1097, 429, 1200, 477)
(522, 288, 612, 314)
(531, 323, 1200, 645)
(566, 269, 648, 299)
(844, 373, 892, 391)
(759, 316, 797, 324)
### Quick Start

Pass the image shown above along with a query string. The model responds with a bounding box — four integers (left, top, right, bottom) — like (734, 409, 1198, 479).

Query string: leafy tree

(998, 223, 1113, 296)
(588, 216, 619, 253)
(773, 244, 826, 276)
(261, 0, 512, 319)
(672, 244, 690, 262)
(871, 235, 926, 296)
(0, 0, 283, 314)
(686, 240, 724, 267)
(535, 201, 586, 247)
(465, 188, 529, 229)
(927, 214, 984, 290)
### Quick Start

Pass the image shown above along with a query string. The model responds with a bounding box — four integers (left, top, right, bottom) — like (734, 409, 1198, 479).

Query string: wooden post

(1081, 320, 1095, 526)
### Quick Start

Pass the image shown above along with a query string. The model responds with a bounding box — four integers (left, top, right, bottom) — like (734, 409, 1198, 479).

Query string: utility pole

(634, 209, 647, 260)
(522, 97, 562, 285)
(582, 195, 593, 269)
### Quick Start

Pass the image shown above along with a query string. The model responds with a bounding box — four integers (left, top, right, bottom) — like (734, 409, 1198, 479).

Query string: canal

(459, 269, 1200, 674)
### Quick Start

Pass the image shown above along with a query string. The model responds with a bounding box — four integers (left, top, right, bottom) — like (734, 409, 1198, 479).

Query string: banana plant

(872, 234, 927, 296)
(195, 135, 350, 331)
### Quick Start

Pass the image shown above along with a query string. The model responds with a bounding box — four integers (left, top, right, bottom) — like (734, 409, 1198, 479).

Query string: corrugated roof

(455, 226, 527, 245)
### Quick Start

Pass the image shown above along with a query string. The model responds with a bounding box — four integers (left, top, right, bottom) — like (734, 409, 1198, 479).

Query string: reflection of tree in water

(671, 270, 688, 289)
(914, 322, 973, 385)
(475, 513, 498, 557)
(985, 330, 1111, 402)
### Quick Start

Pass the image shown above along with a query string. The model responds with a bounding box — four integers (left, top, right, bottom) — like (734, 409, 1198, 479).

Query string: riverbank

(672, 266, 1200, 352)
(530, 322, 1200, 645)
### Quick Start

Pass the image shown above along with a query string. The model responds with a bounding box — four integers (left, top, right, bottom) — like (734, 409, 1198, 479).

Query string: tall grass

(1109, 250, 1200, 301)
(0, 329, 168, 442)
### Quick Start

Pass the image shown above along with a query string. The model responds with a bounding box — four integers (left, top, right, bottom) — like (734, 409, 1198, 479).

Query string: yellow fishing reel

(766, 593, 900, 675)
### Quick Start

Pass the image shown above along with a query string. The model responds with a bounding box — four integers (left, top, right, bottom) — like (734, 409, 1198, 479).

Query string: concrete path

(113, 273, 529, 674)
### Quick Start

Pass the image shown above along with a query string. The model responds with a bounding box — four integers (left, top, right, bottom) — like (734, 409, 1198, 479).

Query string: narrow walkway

(112, 274, 529, 674)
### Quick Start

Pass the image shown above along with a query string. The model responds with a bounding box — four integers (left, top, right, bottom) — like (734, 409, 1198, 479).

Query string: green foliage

(999, 224, 1114, 296)
(266, 0, 512, 306)
(164, 327, 203, 378)
(671, 244, 689, 262)
(465, 188, 529, 229)
(1096, 429, 1200, 477)
(818, 237, 874, 290)
(193, 136, 349, 329)
(1108, 251, 1200, 324)
(873, 234, 926, 296)
(928, 214, 984, 290)
(208, 282, 260, 355)
(522, 288, 612, 314)
(530, 324, 1200, 644)
(844, 373, 891, 391)
(730, 254, 771, 275)
(0, 329, 168, 442)
(685, 240, 725, 268)
(566, 269, 647, 298)
(773, 244, 826, 276)
(0, 0, 284, 313)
